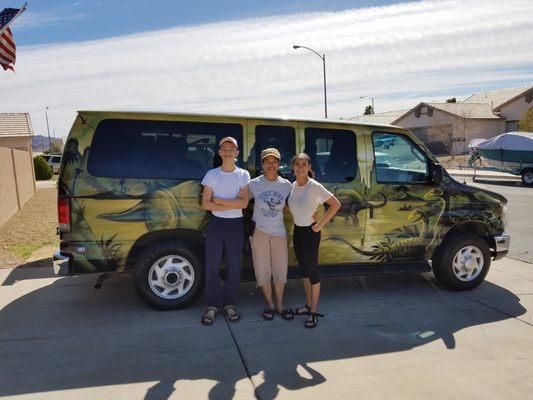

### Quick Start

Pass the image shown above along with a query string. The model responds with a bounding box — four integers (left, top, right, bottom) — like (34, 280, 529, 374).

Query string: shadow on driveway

(0, 269, 527, 399)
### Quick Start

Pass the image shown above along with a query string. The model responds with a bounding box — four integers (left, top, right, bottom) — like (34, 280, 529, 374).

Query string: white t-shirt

(201, 167, 251, 218)
(288, 178, 333, 226)
(249, 175, 292, 236)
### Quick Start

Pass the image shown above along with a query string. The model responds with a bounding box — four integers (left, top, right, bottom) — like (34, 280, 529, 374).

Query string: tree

(364, 105, 374, 115)
(42, 140, 63, 154)
(33, 156, 53, 180)
(446, 97, 457, 103)
(426, 110, 471, 158)
(519, 107, 533, 131)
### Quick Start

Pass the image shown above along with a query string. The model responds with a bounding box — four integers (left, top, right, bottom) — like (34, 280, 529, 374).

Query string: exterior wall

(395, 109, 506, 154)
(498, 96, 533, 124)
(12, 148, 36, 207)
(0, 139, 37, 228)
(0, 147, 19, 227)
(0, 136, 31, 150)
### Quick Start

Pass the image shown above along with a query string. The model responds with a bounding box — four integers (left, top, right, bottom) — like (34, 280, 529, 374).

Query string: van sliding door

(298, 122, 366, 265)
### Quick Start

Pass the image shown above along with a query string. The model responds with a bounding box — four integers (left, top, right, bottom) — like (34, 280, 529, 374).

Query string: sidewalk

(0, 257, 532, 399)
(447, 167, 521, 181)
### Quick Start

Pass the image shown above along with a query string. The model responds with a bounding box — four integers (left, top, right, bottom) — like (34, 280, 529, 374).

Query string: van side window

(372, 132, 429, 183)
(253, 125, 295, 179)
(87, 119, 243, 179)
(304, 128, 357, 183)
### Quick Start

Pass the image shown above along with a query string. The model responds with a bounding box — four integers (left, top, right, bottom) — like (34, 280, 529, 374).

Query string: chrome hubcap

(452, 246, 484, 281)
(148, 255, 195, 299)
(524, 172, 533, 184)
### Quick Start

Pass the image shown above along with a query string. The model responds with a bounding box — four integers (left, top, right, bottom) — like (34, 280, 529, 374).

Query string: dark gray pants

(205, 215, 244, 308)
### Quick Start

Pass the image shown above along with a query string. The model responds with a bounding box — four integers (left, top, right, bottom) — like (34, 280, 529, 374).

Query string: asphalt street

(454, 176, 533, 264)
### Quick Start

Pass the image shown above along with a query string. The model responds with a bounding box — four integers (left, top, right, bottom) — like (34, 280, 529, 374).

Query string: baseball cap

(261, 148, 281, 161)
(219, 137, 239, 148)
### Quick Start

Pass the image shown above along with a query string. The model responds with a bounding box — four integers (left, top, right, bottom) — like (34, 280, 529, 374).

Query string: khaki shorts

(249, 228, 288, 287)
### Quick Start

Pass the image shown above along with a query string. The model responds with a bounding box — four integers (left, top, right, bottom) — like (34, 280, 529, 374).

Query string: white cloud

(2, 0, 533, 138)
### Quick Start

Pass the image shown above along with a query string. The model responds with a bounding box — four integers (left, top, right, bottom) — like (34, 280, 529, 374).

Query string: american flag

(0, 6, 26, 72)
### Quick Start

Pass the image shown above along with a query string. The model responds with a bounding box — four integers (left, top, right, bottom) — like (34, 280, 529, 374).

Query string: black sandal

(305, 312, 324, 329)
(277, 308, 294, 321)
(201, 307, 218, 326)
(294, 304, 311, 315)
(224, 305, 241, 323)
(263, 307, 275, 320)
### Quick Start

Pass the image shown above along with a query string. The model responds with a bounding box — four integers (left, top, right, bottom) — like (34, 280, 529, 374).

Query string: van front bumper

(53, 250, 72, 276)
(492, 233, 511, 261)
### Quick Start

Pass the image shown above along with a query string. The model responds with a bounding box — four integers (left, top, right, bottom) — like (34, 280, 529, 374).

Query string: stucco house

(349, 86, 533, 155)
(0, 113, 37, 227)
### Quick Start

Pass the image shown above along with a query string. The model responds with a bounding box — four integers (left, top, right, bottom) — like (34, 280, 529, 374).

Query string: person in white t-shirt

(247, 148, 293, 321)
(200, 136, 250, 325)
(288, 153, 340, 329)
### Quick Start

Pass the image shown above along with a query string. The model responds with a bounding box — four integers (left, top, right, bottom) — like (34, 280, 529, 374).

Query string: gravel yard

(0, 188, 58, 269)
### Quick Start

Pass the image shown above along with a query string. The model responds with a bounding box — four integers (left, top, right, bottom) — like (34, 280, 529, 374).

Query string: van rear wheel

(432, 233, 491, 290)
(134, 242, 204, 310)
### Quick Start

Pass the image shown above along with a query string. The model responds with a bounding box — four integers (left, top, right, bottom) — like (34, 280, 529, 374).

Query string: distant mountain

(32, 135, 64, 153)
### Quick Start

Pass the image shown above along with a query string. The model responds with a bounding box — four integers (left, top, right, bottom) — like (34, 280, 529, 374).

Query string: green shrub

(33, 156, 53, 180)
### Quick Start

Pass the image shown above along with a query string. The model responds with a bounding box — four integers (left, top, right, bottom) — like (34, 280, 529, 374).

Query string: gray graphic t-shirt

(248, 175, 292, 236)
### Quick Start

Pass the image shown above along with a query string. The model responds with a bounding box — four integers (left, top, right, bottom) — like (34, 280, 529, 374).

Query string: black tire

(432, 232, 491, 290)
(133, 241, 204, 310)
(521, 169, 533, 186)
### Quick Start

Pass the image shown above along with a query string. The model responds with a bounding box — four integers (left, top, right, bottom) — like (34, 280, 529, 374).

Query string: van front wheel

(133, 242, 204, 310)
(432, 233, 491, 290)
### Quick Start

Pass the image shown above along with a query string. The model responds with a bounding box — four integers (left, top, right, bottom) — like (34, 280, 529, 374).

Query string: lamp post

(360, 96, 375, 114)
(45, 106, 52, 153)
(293, 45, 328, 119)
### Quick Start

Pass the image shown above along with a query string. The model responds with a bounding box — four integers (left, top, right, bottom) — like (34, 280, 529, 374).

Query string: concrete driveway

(0, 257, 532, 400)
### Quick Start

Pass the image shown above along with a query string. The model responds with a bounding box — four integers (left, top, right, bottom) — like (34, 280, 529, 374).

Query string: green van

(53, 111, 510, 310)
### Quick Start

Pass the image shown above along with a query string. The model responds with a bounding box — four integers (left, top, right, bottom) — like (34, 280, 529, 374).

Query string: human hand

(237, 187, 248, 199)
(311, 224, 321, 233)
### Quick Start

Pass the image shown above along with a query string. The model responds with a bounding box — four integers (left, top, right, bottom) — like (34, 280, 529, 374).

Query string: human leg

(205, 217, 224, 308)
(222, 218, 244, 308)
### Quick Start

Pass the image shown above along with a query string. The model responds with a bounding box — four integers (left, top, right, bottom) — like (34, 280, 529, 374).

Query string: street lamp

(360, 96, 375, 114)
(45, 106, 52, 153)
(293, 45, 328, 119)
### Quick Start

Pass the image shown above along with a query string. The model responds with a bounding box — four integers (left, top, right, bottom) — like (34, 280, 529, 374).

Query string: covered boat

(469, 131, 533, 185)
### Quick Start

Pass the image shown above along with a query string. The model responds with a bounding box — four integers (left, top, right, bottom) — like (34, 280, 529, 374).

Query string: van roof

(77, 110, 402, 130)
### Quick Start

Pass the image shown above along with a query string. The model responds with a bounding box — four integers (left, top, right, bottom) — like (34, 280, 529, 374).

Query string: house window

(506, 121, 519, 132)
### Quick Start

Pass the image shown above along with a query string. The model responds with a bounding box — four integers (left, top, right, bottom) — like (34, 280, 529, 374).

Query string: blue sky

(13, 0, 412, 45)
(2, 0, 533, 138)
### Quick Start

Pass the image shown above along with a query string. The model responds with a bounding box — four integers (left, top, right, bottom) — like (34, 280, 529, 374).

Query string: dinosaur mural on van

(58, 113, 506, 274)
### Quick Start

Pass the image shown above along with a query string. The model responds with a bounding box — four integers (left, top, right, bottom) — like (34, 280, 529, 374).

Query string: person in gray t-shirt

(247, 148, 294, 321)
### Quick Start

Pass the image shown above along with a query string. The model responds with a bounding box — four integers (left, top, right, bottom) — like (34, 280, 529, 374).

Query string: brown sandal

(201, 307, 218, 326)
(224, 305, 241, 323)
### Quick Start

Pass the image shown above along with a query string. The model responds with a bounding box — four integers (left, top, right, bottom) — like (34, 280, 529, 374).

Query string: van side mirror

(430, 163, 443, 185)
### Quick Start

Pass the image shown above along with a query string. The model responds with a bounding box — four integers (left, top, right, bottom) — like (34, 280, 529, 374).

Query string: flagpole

(0, 2, 27, 36)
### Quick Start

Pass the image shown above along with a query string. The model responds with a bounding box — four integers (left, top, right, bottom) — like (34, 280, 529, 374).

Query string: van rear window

(87, 119, 243, 179)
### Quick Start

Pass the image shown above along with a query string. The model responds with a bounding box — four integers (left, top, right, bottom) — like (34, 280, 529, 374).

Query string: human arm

(201, 185, 234, 212)
(312, 195, 341, 232)
(212, 186, 250, 209)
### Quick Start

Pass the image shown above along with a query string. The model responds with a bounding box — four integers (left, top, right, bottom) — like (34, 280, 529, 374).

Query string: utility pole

(45, 106, 52, 153)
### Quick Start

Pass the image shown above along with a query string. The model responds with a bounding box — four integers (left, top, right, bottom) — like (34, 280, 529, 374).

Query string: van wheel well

(433, 221, 494, 259)
(126, 229, 205, 270)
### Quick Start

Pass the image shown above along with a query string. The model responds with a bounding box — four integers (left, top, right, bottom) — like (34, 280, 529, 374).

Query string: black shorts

(293, 224, 321, 284)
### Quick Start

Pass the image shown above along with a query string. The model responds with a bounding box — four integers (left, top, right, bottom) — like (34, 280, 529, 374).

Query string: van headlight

(501, 204, 509, 230)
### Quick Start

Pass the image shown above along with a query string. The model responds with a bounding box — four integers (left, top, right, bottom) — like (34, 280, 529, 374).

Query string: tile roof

(0, 113, 34, 137)
(463, 86, 532, 109)
(347, 109, 408, 125)
(426, 102, 502, 119)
